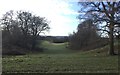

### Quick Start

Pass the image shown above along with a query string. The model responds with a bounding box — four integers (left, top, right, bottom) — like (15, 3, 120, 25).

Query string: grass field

(2, 41, 119, 73)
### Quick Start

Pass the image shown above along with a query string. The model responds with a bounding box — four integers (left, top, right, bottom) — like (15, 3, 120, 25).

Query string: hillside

(2, 41, 119, 73)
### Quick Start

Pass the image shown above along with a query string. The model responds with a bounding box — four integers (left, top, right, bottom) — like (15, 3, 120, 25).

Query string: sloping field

(2, 41, 119, 73)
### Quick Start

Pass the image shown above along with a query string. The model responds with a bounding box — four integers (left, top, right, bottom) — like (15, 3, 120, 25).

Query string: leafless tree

(1, 10, 50, 53)
(78, 1, 120, 55)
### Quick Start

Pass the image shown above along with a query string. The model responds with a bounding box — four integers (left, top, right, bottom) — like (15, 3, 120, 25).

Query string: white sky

(0, 0, 80, 36)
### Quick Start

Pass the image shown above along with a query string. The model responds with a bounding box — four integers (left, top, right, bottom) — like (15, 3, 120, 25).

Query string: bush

(2, 46, 26, 55)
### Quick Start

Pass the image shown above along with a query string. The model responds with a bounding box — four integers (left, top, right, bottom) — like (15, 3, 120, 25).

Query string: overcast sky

(0, 0, 80, 36)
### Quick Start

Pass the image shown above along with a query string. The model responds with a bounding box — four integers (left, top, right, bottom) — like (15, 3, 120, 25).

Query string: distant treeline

(39, 36, 69, 43)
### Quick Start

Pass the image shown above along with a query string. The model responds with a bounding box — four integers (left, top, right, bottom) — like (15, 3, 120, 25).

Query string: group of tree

(1, 10, 50, 55)
(69, 19, 108, 50)
(69, 1, 120, 55)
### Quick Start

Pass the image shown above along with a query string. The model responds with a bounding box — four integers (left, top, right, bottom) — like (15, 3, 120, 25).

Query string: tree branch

(101, 2, 112, 19)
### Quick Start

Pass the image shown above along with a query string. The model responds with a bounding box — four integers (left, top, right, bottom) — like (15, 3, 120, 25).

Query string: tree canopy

(1, 10, 50, 54)
(78, 1, 120, 55)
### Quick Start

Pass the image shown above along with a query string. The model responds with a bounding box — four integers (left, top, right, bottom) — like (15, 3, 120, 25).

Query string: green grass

(2, 41, 119, 73)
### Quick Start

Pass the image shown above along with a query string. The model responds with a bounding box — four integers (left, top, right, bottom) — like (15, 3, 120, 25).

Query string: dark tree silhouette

(1, 10, 50, 55)
(78, 2, 120, 55)
(29, 16, 50, 49)
(17, 11, 32, 48)
(69, 19, 102, 50)
(17, 11, 50, 49)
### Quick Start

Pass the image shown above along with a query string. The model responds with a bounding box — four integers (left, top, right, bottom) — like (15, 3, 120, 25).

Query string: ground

(2, 41, 119, 73)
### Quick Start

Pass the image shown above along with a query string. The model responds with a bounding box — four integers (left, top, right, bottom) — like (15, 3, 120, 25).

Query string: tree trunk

(31, 36, 37, 50)
(109, 23, 115, 55)
(31, 40, 36, 50)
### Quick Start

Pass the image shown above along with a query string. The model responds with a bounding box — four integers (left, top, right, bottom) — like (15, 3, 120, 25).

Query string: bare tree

(1, 10, 14, 33)
(17, 11, 50, 49)
(17, 11, 32, 48)
(1, 10, 15, 47)
(29, 16, 50, 49)
(78, 2, 120, 55)
(69, 19, 101, 50)
(1, 10, 50, 53)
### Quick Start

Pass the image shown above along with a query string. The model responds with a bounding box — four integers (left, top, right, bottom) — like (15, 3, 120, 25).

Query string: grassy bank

(2, 41, 119, 73)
